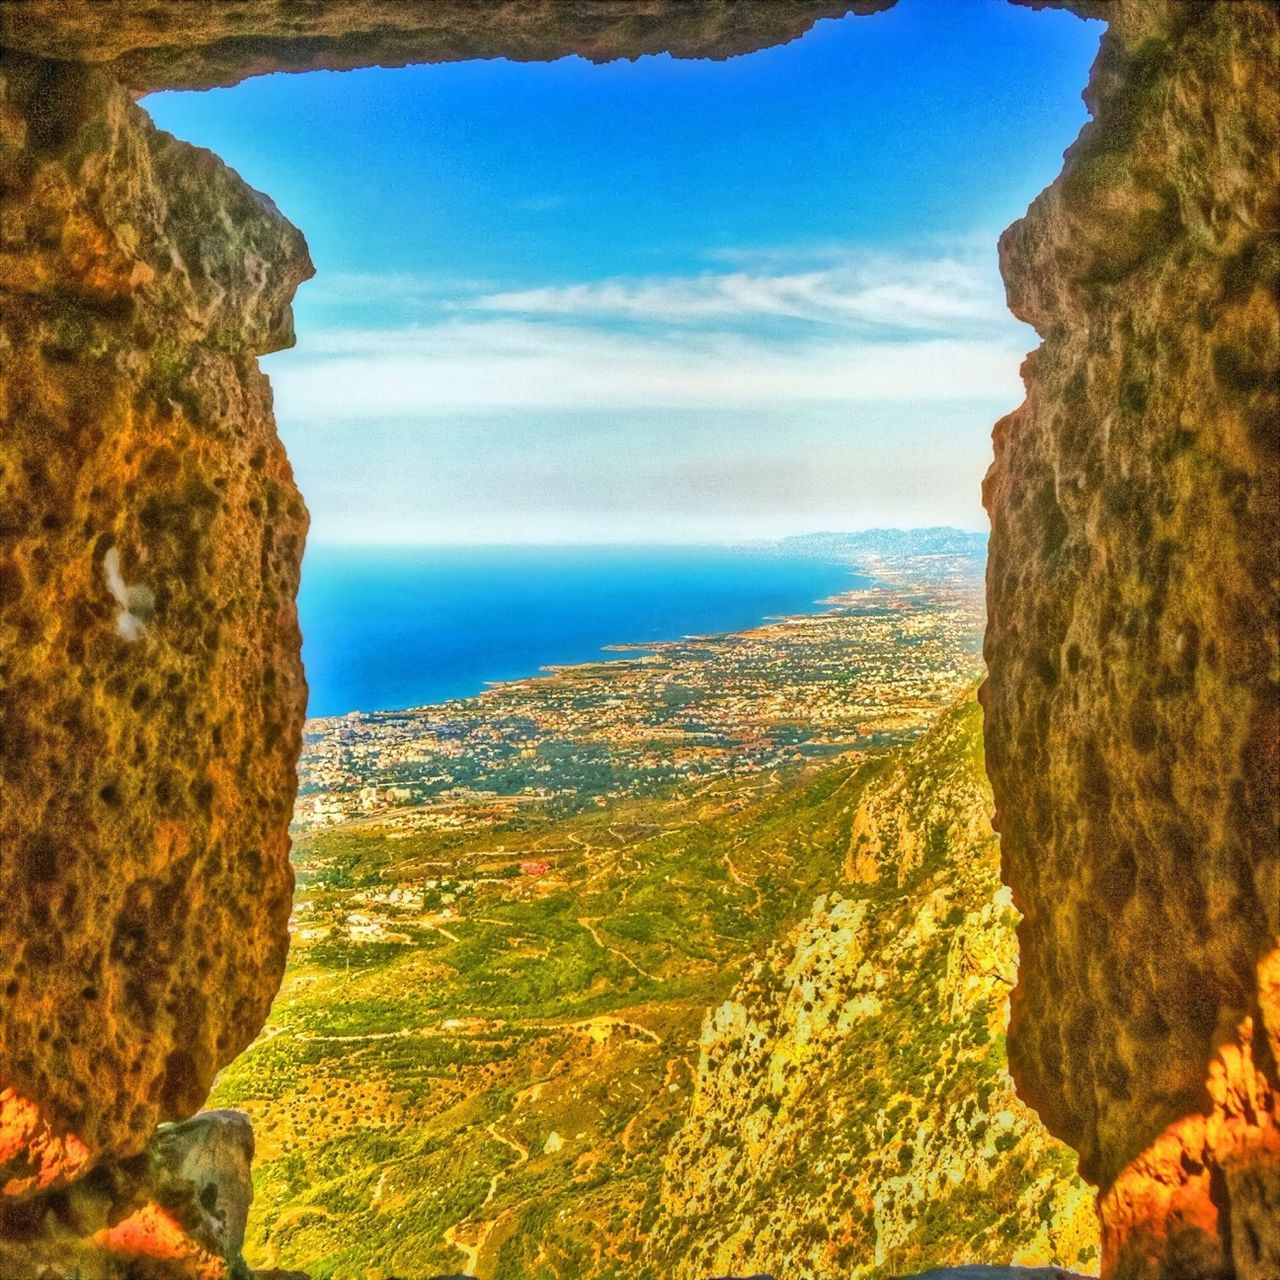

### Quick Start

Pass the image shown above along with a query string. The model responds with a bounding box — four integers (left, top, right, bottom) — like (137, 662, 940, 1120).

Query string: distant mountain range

(765, 527, 988, 560)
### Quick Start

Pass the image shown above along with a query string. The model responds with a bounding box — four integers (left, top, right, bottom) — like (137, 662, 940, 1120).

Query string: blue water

(299, 545, 869, 718)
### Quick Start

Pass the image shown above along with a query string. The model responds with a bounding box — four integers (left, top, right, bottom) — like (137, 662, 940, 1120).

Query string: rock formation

(0, 1, 1276, 1278)
(652, 701, 1098, 1280)
(0, 1107, 257, 1279)
(0, 50, 310, 1204)
(982, 4, 1279, 1276)
(0, 1, 894, 92)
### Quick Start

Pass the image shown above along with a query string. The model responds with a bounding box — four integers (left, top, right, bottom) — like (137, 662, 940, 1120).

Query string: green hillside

(213, 696, 1094, 1279)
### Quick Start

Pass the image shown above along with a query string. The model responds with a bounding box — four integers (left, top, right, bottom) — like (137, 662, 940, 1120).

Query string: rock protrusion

(0, 52, 312, 1189)
(0, 2, 892, 91)
(653, 701, 1098, 1279)
(0, 1108, 258, 1278)
(149, 1110, 255, 1271)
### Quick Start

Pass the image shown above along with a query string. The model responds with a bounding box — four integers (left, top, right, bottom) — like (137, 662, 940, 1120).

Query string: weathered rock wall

(0, 53, 311, 1203)
(0, 1, 890, 91)
(982, 3, 1279, 1277)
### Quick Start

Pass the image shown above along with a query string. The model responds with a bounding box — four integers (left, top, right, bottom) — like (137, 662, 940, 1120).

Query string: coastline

(300, 545, 874, 720)
(294, 548, 985, 836)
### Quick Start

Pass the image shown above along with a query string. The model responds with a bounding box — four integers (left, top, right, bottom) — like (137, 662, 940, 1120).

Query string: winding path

(577, 916, 657, 982)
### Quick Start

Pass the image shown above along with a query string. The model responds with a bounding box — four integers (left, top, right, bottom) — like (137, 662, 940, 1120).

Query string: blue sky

(146, 0, 1101, 545)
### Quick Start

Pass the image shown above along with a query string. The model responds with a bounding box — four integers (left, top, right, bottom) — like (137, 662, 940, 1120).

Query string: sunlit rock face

(0, 0, 892, 91)
(0, 54, 311, 1191)
(983, 2, 1279, 1277)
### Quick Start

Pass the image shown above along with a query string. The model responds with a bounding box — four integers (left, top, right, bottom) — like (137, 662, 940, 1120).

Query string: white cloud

(271, 245, 1030, 434)
(470, 254, 1007, 333)
(271, 317, 1025, 418)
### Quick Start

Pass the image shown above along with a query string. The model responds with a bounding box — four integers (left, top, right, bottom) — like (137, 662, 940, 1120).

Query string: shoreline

(303, 555, 878, 726)
(294, 552, 986, 836)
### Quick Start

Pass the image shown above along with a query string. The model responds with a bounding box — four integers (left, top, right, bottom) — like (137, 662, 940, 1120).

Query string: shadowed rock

(0, 1108, 258, 1277)
(895, 1268, 1090, 1279)
(0, 1, 894, 92)
(150, 1109, 254, 1270)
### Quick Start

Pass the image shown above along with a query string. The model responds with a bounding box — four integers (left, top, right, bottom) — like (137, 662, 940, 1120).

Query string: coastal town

(293, 544, 986, 836)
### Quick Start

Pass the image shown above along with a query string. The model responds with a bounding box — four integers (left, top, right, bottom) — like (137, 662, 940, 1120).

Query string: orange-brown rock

(982, 2, 1279, 1276)
(0, 1107, 258, 1279)
(0, 1, 891, 92)
(0, 53, 312, 1189)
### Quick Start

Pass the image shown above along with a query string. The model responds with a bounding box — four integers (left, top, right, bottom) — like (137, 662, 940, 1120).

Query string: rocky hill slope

(650, 699, 1097, 1279)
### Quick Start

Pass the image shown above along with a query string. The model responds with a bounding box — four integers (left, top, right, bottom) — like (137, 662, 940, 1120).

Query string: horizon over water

(299, 543, 872, 719)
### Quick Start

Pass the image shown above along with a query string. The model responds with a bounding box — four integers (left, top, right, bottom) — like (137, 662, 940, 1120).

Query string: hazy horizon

(302, 521, 990, 550)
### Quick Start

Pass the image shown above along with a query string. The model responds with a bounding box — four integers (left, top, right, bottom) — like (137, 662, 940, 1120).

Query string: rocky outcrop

(651, 701, 1098, 1280)
(0, 52, 311, 1198)
(0, 1108, 257, 1279)
(982, 3, 1280, 1277)
(0, 2, 891, 92)
(149, 1111, 255, 1271)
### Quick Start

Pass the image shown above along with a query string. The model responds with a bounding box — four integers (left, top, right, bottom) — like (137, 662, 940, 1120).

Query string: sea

(299, 544, 871, 718)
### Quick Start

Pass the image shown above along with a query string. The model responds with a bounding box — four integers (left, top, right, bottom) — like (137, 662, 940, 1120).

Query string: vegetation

(214, 695, 1095, 1279)
(217, 733, 887, 1277)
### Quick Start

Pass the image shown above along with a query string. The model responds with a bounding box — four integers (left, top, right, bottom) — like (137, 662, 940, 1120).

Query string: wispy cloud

(470, 254, 1006, 334)
(274, 244, 1027, 422)
(272, 317, 1024, 418)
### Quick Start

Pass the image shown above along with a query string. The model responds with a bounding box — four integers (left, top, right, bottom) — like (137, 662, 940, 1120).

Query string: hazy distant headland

(765, 527, 988, 560)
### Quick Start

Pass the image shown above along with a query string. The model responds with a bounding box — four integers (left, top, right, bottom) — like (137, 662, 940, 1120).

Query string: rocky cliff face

(650, 700, 1098, 1279)
(982, 4, 1279, 1277)
(0, 52, 311, 1216)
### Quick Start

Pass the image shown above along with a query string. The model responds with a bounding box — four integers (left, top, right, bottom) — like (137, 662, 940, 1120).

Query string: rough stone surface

(0, 1108, 257, 1279)
(0, 1, 891, 92)
(0, 53, 312, 1190)
(982, 2, 1280, 1277)
(149, 1110, 255, 1267)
